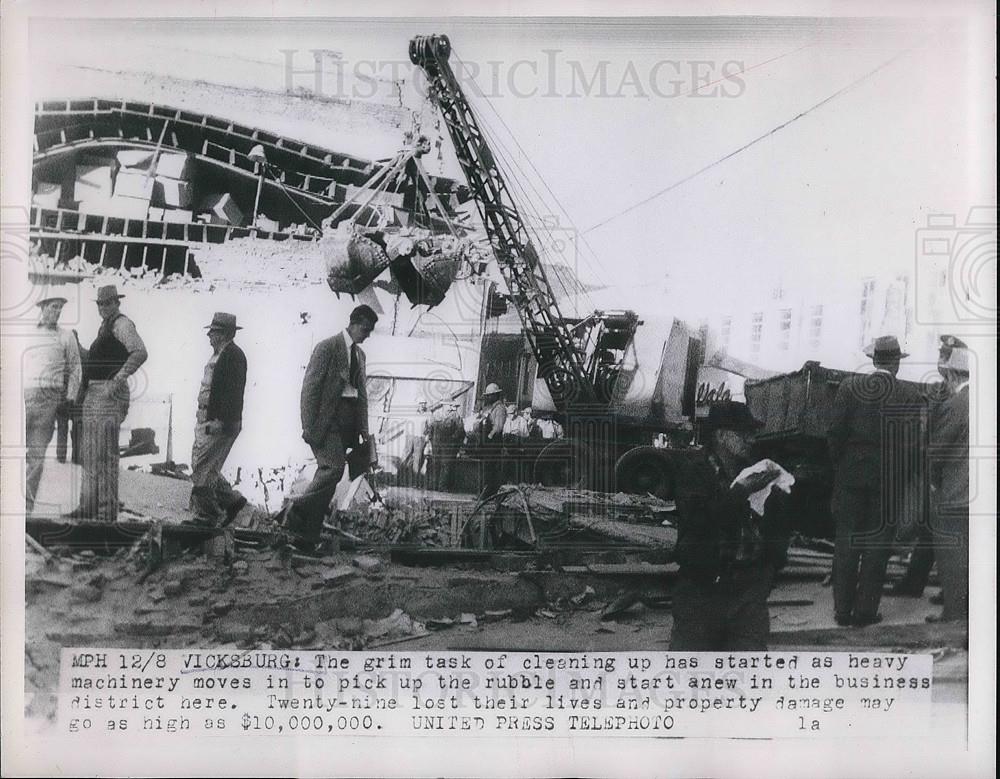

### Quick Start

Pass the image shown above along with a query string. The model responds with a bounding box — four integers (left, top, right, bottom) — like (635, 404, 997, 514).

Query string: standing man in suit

(927, 345, 971, 622)
(65, 285, 147, 522)
(285, 304, 378, 553)
(24, 296, 82, 515)
(827, 335, 922, 626)
(892, 334, 967, 598)
(187, 312, 248, 527)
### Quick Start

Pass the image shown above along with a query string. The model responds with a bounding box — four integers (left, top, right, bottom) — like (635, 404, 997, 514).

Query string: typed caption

(60, 650, 931, 738)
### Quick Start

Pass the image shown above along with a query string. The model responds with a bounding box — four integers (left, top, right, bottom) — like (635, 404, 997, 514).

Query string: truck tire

(615, 446, 673, 499)
(534, 440, 590, 489)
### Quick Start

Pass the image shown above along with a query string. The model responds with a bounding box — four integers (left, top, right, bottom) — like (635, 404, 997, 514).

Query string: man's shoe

(834, 613, 854, 627)
(929, 591, 944, 605)
(221, 496, 248, 528)
(291, 541, 324, 559)
(182, 514, 218, 528)
(853, 613, 883, 627)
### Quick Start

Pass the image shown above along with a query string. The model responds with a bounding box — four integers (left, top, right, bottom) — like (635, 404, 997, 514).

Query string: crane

(409, 34, 639, 412)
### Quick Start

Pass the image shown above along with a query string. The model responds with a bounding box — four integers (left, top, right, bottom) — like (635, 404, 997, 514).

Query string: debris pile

(337, 501, 454, 546)
(467, 485, 678, 550)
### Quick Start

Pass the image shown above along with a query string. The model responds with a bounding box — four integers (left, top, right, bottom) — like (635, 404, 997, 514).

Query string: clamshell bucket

(324, 231, 391, 295)
(389, 238, 462, 307)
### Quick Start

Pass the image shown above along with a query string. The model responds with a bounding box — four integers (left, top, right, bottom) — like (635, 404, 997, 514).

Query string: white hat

(483, 383, 503, 396)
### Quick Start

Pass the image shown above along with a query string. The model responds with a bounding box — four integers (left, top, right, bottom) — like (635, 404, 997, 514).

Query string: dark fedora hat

(863, 335, 909, 360)
(205, 312, 242, 332)
(95, 284, 125, 303)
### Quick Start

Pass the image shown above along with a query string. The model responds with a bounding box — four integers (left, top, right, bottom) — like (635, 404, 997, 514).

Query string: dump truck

(744, 360, 933, 538)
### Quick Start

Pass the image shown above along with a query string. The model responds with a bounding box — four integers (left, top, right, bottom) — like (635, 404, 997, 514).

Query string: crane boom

(409, 34, 601, 407)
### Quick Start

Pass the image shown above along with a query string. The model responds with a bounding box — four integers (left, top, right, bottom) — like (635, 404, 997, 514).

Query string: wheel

(614, 446, 674, 499)
(534, 440, 591, 489)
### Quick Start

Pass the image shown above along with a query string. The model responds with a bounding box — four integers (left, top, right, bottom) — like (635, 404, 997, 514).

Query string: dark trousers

(933, 505, 968, 621)
(896, 523, 935, 595)
(670, 567, 774, 651)
(832, 483, 895, 621)
(478, 438, 504, 500)
(429, 444, 459, 491)
(56, 403, 83, 464)
(287, 402, 360, 546)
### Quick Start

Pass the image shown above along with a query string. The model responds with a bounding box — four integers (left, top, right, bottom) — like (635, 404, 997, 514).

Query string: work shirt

(196, 351, 221, 425)
(536, 418, 563, 439)
(483, 400, 507, 440)
(23, 324, 82, 399)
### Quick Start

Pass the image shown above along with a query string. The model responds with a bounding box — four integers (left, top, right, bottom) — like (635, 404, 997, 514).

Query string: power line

(583, 39, 925, 236)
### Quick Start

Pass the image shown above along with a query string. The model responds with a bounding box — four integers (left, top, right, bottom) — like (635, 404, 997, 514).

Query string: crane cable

(451, 47, 611, 292)
(444, 58, 588, 306)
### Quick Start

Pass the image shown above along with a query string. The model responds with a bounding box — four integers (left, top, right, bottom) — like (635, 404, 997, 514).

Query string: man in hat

(477, 383, 507, 500)
(65, 285, 147, 522)
(187, 313, 248, 526)
(23, 296, 82, 515)
(892, 335, 969, 598)
(827, 335, 923, 626)
(284, 304, 379, 553)
(926, 343, 971, 622)
(670, 401, 793, 650)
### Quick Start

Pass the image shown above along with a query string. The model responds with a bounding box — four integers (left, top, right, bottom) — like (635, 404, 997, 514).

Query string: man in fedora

(926, 343, 972, 622)
(827, 334, 923, 626)
(284, 304, 379, 553)
(670, 401, 793, 650)
(65, 285, 147, 522)
(187, 312, 248, 526)
(23, 296, 82, 515)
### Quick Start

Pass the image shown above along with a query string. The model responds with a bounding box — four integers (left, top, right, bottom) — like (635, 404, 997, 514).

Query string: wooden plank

(584, 563, 677, 576)
(568, 514, 677, 548)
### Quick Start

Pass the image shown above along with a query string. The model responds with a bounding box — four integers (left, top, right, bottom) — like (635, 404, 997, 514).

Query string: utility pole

(248, 144, 267, 228)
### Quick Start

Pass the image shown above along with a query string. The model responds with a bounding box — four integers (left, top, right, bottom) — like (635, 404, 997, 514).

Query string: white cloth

(730, 458, 795, 517)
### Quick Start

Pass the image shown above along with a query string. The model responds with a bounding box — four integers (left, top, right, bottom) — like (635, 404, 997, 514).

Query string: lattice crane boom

(409, 33, 600, 408)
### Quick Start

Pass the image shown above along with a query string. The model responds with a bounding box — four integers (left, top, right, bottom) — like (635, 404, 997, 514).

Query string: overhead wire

(583, 38, 928, 235)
